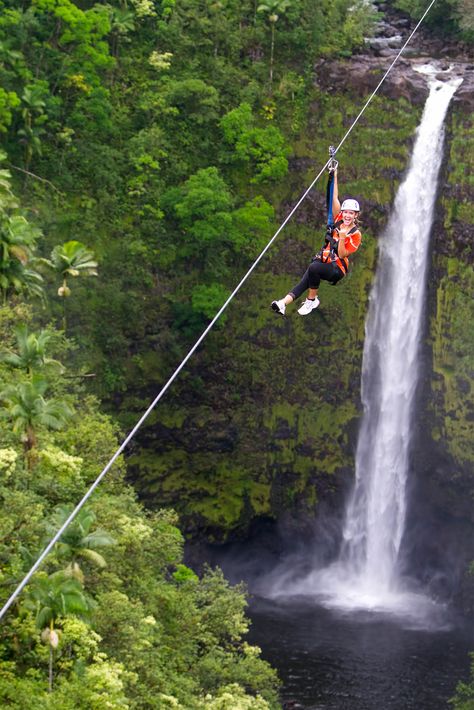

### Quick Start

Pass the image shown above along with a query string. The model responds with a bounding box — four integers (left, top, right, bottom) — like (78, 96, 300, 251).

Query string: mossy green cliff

(127, 75, 473, 569)
(431, 110, 474, 472)
(127, 89, 423, 540)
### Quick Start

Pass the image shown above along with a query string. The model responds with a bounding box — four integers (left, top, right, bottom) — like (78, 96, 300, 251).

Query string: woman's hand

(337, 239, 351, 258)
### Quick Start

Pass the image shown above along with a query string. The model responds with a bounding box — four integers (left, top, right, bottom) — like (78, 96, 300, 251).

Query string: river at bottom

(246, 596, 473, 710)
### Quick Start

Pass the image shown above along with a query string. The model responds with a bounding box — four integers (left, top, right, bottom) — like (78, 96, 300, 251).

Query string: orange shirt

(321, 212, 361, 273)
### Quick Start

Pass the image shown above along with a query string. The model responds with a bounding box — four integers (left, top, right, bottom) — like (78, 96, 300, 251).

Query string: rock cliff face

(130, 4, 473, 608)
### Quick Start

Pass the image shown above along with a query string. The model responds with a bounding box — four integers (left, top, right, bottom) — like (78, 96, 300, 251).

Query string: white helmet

(341, 198, 360, 212)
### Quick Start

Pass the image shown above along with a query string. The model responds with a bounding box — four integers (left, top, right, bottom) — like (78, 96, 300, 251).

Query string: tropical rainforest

(0, 0, 472, 707)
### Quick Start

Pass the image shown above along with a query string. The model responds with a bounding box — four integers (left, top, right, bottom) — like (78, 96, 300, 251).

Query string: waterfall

(266, 68, 462, 622)
(336, 70, 462, 604)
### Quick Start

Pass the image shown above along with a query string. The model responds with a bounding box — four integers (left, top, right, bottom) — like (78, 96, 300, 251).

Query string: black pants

(290, 260, 344, 300)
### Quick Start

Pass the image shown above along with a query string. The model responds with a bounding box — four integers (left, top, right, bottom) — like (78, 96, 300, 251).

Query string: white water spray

(334, 70, 462, 604)
(268, 69, 462, 621)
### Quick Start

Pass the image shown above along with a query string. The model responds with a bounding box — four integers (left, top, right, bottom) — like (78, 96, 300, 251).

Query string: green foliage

(46, 504, 115, 583)
(0, 295, 277, 704)
(432, 263, 474, 465)
(191, 282, 230, 322)
(0, 352, 279, 707)
(52, 396, 127, 485)
(0, 88, 20, 133)
(0, 160, 44, 303)
(40, 240, 98, 298)
(25, 570, 91, 631)
(18, 82, 49, 168)
(0, 375, 74, 464)
(232, 196, 275, 256)
(395, 0, 473, 40)
(450, 653, 474, 709)
(172, 167, 234, 249)
(173, 563, 199, 583)
(0, 324, 64, 376)
(34, 445, 85, 502)
(202, 684, 272, 709)
(221, 103, 289, 183)
(432, 110, 474, 468)
(167, 78, 220, 125)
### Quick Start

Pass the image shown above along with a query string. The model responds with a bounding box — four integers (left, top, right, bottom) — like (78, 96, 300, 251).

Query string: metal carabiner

(328, 145, 338, 173)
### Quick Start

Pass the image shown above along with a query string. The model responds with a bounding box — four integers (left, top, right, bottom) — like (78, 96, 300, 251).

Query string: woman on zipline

(271, 166, 361, 316)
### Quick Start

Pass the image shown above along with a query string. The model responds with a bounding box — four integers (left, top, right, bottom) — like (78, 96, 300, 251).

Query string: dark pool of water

(247, 596, 473, 710)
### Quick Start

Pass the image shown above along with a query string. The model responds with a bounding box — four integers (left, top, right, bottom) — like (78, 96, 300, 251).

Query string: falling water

(333, 70, 462, 608)
(265, 68, 462, 622)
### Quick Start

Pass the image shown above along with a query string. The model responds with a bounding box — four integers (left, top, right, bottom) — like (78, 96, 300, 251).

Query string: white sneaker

(297, 297, 320, 315)
(271, 299, 286, 316)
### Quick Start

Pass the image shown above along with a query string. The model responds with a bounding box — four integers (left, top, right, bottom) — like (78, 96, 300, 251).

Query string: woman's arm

(332, 168, 341, 216)
(337, 240, 350, 258)
(337, 230, 362, 258)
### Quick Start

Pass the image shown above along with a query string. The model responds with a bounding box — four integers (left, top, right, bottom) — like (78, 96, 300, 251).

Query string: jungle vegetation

(0, 0, 472, 707)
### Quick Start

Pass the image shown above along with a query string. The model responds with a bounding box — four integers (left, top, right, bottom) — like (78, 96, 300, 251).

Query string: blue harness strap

(326, 145, 337, 228)
(326, 171, 335, 228)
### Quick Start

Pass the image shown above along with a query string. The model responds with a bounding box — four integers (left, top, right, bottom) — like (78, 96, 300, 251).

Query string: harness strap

(326, 170, 335, 228)
(319, 221, 359, 273)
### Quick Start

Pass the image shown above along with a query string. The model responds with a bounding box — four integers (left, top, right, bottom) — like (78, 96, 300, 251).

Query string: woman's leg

(281, 261, 337, 302)
(305, 262, 344, 300)
(272, 267, 310, 315)
(293, 263, 324, 315)
(272, 262, 344, 315)
(305, 261, 329, 298)
(289, 268, 310, 301)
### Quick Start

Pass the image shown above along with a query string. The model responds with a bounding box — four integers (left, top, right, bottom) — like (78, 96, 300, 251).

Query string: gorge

(186, 63, 473, 708)
(0, 0, 472, 706)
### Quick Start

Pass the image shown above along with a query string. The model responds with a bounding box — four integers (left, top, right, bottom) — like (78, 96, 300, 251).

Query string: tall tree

(41, 241, 98, 299)
(25, 571, 90, 692)
(0, 376, 74, 469)
(0, 214, 43, 305)
(0, 156, 43, 304)
(0, 324, 63, 377)
(257, 0, 292, 90)
(47, 505, 115, 584)
(18, 84, 48, 171)
(39, 240, 98, 330)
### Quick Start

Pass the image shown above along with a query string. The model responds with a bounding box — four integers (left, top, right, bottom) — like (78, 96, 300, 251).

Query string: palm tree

(0, 214, 44, 304)
(25, 571, 90, 692)
(40, 240, 98, 299)
(0, 375, 74, 469)
(0, 152, 43, 303)
(257, 0, 292, 90)
(0, 159, 16, 209)
(18, 84, 48, 171)
(109, 6, 135, 57)
(39, 240, 98, 330)
(0, 324, 64, 377)
(47, 505, 115, 584)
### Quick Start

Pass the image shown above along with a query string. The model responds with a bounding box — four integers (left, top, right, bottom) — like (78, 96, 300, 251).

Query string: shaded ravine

(183, 68, 472, 710)
(239, 69, 470, 710)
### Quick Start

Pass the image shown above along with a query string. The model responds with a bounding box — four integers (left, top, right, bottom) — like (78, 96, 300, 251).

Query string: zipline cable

(0, 0, 438, 622)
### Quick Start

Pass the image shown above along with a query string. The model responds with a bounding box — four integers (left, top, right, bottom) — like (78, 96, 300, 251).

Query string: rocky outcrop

(314, 55, 430, 105)
(314, 4, 474, 110)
